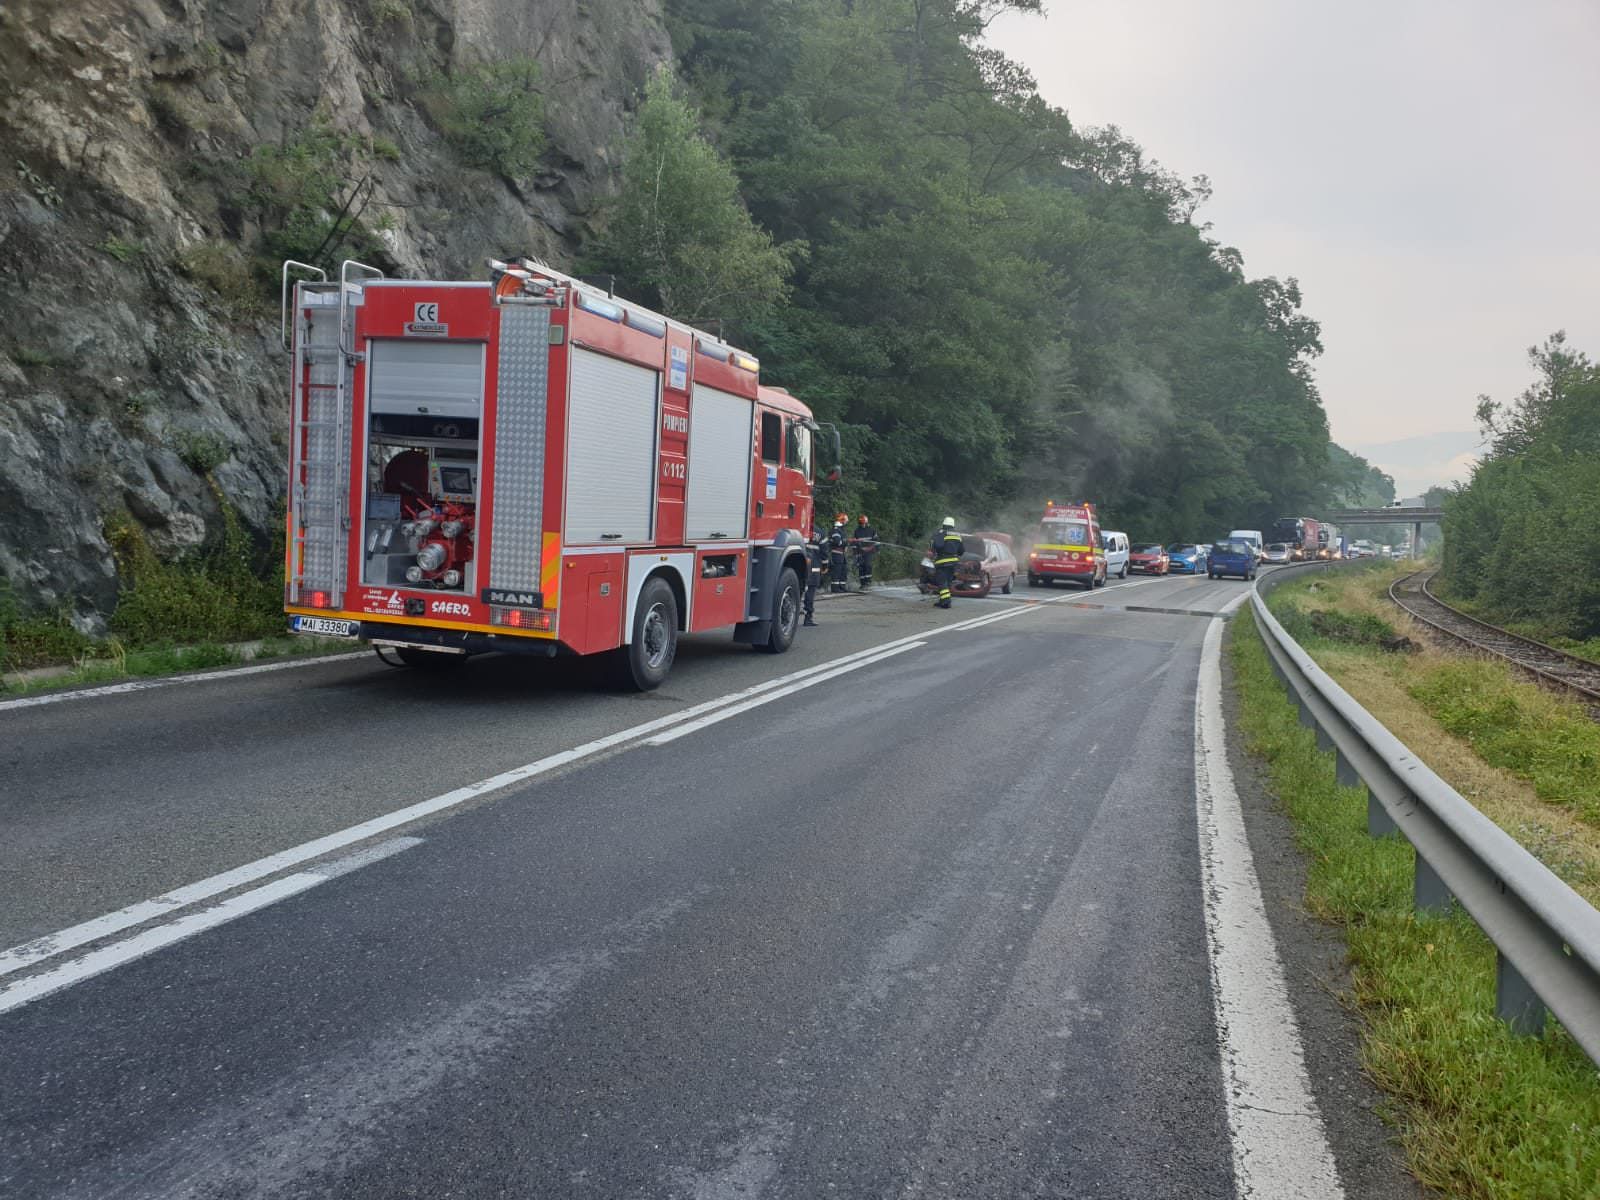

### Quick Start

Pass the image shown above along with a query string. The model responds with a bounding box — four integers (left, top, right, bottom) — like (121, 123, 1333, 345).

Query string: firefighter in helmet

(828, 512, 850, 593)
(803, 523, 826, 627)
(850, 513, 879, 590)
(930, 517, 963, 609)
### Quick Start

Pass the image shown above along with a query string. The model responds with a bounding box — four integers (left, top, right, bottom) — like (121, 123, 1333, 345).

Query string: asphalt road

(0, 569, 1399, 1198)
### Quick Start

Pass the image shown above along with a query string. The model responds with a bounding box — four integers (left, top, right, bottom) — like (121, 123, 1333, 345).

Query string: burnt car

(919, 532, 1018, 599)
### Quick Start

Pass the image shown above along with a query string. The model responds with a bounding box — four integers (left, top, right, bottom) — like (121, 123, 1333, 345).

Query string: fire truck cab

(1026, 502, 1106, 589)
(281, 257, 828, 689)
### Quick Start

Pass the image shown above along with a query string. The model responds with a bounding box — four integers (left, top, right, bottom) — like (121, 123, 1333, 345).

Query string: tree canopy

(593, 0, 1347, 543)
(1444, 333, 1600, 638)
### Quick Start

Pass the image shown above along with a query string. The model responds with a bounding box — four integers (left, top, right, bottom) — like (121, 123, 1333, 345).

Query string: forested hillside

(2, 0, 1360, 639)
(1443, 333, 1600, 639)
(589, 0, 1337, 541)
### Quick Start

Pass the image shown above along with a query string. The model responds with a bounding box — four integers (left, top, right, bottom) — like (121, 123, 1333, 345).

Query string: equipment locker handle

(600, 533, 623, 540)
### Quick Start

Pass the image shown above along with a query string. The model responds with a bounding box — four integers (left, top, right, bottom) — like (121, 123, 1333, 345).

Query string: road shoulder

(1219, 619, 1428, 1200)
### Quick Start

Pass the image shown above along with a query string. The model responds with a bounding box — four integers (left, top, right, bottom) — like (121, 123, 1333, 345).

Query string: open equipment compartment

(360, 337, 486, 593)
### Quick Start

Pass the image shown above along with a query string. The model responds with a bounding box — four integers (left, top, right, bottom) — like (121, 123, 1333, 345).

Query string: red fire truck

(280, 257, 835, 689)
(1026, 501, 1106, 588)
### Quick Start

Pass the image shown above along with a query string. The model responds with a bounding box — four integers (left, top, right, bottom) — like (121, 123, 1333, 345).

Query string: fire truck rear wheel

(616, 577, 678, 690)
(758, 567, 801, 654)
(394, 646, 467, 670)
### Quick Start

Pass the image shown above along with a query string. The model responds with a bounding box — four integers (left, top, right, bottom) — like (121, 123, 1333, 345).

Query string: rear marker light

(491, 606, 553, 632)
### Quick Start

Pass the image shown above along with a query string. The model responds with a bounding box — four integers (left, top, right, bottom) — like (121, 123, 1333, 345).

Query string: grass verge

(0, 636, 352, 697)
(1, 490, 290, 684)
(1267, 565, 1600, 899)
(1230, 609, 1600, 1199)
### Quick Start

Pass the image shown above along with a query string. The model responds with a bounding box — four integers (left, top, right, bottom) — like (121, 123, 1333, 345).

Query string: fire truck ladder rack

(284, 262, 368, 608)
(493, 256, 739, 352)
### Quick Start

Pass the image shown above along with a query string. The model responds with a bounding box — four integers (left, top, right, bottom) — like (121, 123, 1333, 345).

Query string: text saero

(1028, 502, 1106, 588)
(281, 255, 825, 688)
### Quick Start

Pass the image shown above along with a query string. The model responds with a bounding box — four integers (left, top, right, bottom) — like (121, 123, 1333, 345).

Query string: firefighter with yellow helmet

(930, 517, 963, 609)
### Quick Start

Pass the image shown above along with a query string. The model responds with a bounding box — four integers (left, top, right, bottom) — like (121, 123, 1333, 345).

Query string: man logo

(482, 588, 541, 607)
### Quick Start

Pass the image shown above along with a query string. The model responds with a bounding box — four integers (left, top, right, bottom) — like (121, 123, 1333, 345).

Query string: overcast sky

(987, 0, 1600, 488)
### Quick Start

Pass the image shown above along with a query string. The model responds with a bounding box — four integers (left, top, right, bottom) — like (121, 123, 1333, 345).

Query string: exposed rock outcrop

(0, 0, 669, 623)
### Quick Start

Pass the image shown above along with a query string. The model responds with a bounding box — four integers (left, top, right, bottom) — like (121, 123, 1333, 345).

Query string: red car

(918, 532, 1018, 599)
(968, 532, 1019, 597)
(1129, 544, 1170, 575)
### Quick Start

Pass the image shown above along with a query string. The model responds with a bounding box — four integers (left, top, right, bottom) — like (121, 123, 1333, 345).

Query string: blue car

(1166, 543, 1209, 574)
(1208, 539, 1257, 580)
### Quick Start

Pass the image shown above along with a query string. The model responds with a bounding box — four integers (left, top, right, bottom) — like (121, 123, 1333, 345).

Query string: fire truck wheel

(615, 577, 678, 690)
(758, 567, 801, 654)
(394, 646, 467, 670)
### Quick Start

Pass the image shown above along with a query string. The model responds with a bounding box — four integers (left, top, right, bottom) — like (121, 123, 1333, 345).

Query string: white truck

(1228, 529, 1265, 562)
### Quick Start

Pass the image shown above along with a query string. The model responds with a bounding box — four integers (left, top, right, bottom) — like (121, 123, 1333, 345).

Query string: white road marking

(0, 873, 325, 1015)
(0, 652, 369, 712)
(0, 603, 1048, 986)
(646, 642, 925, 745)
(0, 838, 427, 1015)
(1194, 606, 1345, 1196)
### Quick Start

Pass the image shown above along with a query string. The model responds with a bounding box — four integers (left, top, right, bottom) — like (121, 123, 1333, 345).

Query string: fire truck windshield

(1040, 521, 1089, 546)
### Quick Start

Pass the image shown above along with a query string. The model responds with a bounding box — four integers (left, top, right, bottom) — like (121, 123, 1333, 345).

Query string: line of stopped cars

(916, 505, 1290, 601)
(1127, 536, 1258, 581)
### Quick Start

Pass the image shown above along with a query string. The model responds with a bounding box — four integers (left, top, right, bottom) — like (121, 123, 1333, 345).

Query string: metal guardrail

(1251, 562, 1600, 1059)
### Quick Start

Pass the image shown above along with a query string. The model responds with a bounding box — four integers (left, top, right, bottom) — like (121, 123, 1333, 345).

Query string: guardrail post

(1334, 747, 1359, 788)
(1495, 952, 1547, 1036)
(1367, 793, 1398, 837)
(1413, 852, 1453, 914)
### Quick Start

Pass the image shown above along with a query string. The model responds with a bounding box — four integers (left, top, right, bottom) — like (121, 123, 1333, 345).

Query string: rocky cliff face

(0, 0, 669, 623)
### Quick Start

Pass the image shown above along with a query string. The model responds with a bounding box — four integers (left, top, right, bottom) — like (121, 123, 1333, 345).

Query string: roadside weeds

(1272, 565, 1600, 898)
(0, 636, 353, 697)
(1230, 609, 1600, 1198)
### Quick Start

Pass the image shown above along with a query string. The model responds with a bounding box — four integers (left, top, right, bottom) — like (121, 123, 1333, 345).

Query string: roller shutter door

(565, 348, 658, 543)
(368, 338, 484, 419)
(685, 385, 753, 541)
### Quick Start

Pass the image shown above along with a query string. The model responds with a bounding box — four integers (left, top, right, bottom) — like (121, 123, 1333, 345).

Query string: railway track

(1387, 569, 1600, 706)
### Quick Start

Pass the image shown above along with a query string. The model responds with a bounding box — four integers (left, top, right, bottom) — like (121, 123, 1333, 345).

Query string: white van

(1229, 529, 1265, 561)
(1102, 530, 1131, 579)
